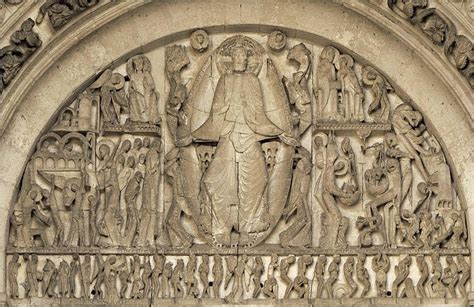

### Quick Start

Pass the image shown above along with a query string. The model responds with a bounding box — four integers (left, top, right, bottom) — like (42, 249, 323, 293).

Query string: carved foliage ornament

(0, 18, 41, 94)
(388, 0, 474, 88)
(0, 0, 99, 94)
(6, 31, 470, 303)
(36, 0, 99, 30)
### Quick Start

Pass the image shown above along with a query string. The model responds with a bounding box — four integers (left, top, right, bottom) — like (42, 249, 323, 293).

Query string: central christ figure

(193, 44, 292, 246)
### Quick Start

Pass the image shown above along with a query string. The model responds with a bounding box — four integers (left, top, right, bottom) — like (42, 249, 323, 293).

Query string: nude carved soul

(6, 31, 469, 303)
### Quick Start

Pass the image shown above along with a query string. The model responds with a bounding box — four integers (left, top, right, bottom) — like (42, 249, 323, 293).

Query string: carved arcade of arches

(0, 0, 473, 305)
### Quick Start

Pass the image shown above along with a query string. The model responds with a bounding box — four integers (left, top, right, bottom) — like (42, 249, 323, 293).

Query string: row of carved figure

(10, 110, 467, 251)
(10, 120, 467, 250)
(314, 104, 464, 250)
(8, 253, 470, 301)
(315, 46, 392, 123)
(8, 33, 467, 250)
(10, 134, 162, 249)
(50, 53, 161, 131)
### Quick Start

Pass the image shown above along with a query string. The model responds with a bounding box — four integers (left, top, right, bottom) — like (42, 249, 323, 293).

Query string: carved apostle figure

(336, 54, 364, 122)
(315, 46, 340, 121)
(137, 139, 161, 247)
(192, 43, 297, 246)
(127, 55, 160, 124)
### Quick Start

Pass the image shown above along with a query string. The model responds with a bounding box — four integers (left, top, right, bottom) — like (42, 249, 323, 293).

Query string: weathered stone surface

(0, 1, 472, 306)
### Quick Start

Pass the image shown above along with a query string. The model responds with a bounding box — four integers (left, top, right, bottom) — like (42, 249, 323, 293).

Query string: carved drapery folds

(6, 31, 469, 303)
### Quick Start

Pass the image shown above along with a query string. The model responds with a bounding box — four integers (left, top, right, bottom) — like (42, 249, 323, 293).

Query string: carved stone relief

(388, 0, 474, 88)
(0, 0, 23, 25)
(6, 30, 470, 304)
(0, 18, 41, 94)
(36, 0, 99, 30)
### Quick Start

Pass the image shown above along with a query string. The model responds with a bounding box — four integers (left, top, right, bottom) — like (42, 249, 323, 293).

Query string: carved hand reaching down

(279, 133, 300, 147)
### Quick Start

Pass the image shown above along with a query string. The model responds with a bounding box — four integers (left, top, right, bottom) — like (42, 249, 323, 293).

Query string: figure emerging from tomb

(5, 31, 472, 304)
(8, 254, 20, 299)
(19, 187, 51, 247)
(193, 40, 298, 246)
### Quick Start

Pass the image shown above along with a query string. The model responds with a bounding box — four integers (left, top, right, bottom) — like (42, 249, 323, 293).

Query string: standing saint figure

(127, 55, 160, 124)
(336, 54, 364, 122)
(315, 46, 340, 121)
(137, 139, 161, 247)
(192, 43, 297, 246)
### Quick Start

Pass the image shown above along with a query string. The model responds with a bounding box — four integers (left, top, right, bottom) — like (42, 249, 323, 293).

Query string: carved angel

(280, 147, 312, 248)
(90, 69, 127, 125)
(283, 43, 312, 134)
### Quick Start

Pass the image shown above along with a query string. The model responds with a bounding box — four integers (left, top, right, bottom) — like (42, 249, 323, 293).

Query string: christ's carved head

(231, 46, 248, 73)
